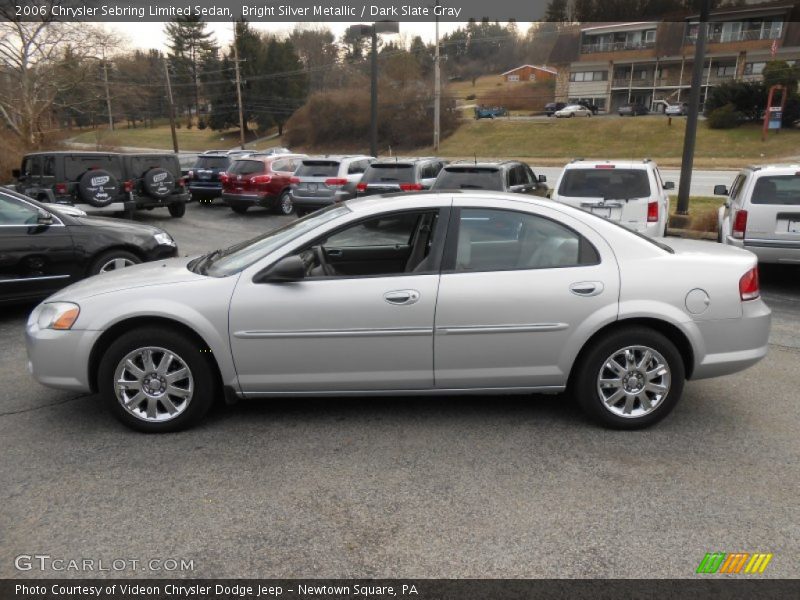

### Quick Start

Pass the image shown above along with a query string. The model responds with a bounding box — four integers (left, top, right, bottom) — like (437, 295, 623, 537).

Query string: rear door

(556, 166, 650, 228)
(744, 173, 800, 248)
(361, 163, 414, 195)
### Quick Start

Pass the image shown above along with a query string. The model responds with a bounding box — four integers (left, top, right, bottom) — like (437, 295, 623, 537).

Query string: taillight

(732, 209, 748, 239)
(55, 183, 68, 195)
(187, 170, 194, 179)
(289, 176, 300, 184)
(178, 177, 186, 188)
(251, 175, 272, 185)
(123, 180, 133, 193)
(219, 172, 229, 184)
(739, 267, 760, 301)
(595, 164, 615, 169)
(325, 178, 348, 188)
(399, 183, 423, 191)
(356, 182, 367, 192)
(647, 201, 659, 222)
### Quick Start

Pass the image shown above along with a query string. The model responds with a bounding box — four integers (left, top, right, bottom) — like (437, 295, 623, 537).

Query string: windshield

(194, 156, 229, 169)
(228, 160, 264, 176)
(558, 168, 651, 198)
(434, 167, 503, 190)
(363, 164, 414, 183)
(296, 161, 340, 177)
(201, 205, 351, 277)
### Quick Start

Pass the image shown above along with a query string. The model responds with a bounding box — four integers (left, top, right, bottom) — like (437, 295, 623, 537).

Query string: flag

(771, 39, 778, 57)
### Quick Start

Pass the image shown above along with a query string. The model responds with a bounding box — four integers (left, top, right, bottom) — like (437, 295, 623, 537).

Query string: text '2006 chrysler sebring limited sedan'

(26, 193, 771, 432)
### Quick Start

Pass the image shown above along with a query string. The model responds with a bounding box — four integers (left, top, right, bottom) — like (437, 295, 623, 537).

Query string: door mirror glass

(714, 184, 729, 196)
(254, 256, 306, 283)
(663, 181, 675, 190)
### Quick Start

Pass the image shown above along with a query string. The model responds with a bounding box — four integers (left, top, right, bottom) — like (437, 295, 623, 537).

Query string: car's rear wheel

(231, 205, 248, 214)
(90, 250, 141, 275)
(98, 327, 216, 432)
(276, 190, 294, 215)
(168, 202, 186, 218)
(573, 327, 685, 429)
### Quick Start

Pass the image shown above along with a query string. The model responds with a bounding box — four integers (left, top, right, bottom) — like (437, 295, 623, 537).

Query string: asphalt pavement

(1, 202, 798, 579)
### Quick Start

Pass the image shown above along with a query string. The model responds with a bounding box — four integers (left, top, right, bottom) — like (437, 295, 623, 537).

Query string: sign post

(762, 84, 787, 141)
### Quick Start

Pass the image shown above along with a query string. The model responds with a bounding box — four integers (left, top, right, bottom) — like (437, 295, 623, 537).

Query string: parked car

(12, 152, 135, 217)
(356, 158, 447, 197)
(716, 164, 800, 264)
(545, 102, 567, 117)
(186, 151, 236, 202)
(290, 155, 375, 215)
(26, 192, 769, 432)
(0, 188, 177, 304)
(665, 103, 689, 116)
(554, 104, 593, 118)
(252, 147, 292, 157)
(431, 160, 548, 196)
(618, 103, 650, 116)
(474, 106, 508, 119)
(222, 154, 306, 215)
(550, 159, 673, 237)
(120, 153, 191, 218)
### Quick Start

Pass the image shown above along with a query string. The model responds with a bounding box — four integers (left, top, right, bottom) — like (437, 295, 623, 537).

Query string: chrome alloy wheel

(113, 347, 194, 422)
(279, 191, 293, 215)
(99, 257, 136, 273)
(596, 345, 671, 419)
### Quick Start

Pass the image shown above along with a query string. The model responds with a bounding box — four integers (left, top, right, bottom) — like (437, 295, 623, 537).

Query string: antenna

(474, 153, 477, 165)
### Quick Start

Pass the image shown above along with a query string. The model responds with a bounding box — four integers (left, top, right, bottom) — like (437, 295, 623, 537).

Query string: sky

(111, 21, 475, 53)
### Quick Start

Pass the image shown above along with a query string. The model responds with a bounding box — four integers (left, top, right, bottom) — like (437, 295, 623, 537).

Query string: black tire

(89, 249, 141, 276)
(275, 190, 294, 215)
(77, 169, 120, 207)
(231, 204, 249, 214)
(168, 202, 186, 218)
(142, 168, 176, 199)
(571, 326, 685, 429)
(98, 327, 216, 433)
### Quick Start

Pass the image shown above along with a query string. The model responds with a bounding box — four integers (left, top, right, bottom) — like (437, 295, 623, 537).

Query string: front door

(229, 208, 448, 393)
(434, 206, 620, 389)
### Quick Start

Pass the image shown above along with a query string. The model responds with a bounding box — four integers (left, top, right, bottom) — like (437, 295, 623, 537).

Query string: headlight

(154, 232, 175, 246)
(33, 302, 81, 330)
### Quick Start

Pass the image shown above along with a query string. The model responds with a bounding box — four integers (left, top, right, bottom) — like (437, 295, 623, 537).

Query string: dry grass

(69, 122, 250, 151)
(669, 196, 724, 233)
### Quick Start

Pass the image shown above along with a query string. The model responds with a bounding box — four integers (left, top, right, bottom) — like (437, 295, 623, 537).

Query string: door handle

(569, 281, 604, 297)
(327, 249, 343, 257)
(384, 289, 420, 305)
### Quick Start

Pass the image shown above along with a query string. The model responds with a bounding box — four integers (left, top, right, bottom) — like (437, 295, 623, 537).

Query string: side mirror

(12, 168, 21, 179)
(253, 255, 306, 283)
(538, 174, 547, 183)
(713, 184, 729, 196)
(663, 181, 675, 190)
(37, 210, 53, 226)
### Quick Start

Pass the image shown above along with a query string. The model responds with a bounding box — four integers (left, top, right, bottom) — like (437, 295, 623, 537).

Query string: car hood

(71, 214, 165, 236)
(45, 256, 204, 302)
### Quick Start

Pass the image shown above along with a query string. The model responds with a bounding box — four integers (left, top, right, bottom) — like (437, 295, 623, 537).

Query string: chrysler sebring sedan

(26, 193, 770, 432)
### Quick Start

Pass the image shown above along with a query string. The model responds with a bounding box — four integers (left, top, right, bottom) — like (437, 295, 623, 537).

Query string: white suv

(550, 159, 673, 237)
(716, 164, 800, 264)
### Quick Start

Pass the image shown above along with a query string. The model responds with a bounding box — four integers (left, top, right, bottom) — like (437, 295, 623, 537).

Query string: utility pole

(233, 22, 246, 150)
(676, 0, 710, 216)
(102, 59, 113, 131)
(163, 58, 179, 153)
(370, 26, 378, 158)
(433, 1, 441, 151)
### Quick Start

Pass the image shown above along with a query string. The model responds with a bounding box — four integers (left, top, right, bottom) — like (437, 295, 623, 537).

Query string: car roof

(302, 155, 373, 162)
(23, 151, 119, 157)
(743, 164, 800, 173)
(370, 157, 440, 165)
(564, 159, 655, 170)
(446, 160, 518, 169)
(233, 153, 306, 162)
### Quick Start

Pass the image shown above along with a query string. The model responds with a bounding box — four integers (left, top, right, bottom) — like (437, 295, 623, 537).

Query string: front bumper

(26, 325, 100, 392)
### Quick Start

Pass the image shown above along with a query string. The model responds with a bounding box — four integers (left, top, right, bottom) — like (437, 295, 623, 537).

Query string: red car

(221, 154, 306, 215)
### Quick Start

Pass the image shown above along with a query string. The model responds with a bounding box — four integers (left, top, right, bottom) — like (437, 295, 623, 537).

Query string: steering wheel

(313, 245, 336, 276)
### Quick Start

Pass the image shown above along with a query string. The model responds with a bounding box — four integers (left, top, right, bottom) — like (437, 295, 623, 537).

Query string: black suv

(12, 152, 135, 216)
(121, 153, 190, 218)
(186, 150, 242, 202)
(431, 160, 548, 196)
(356, 158, 447, 196)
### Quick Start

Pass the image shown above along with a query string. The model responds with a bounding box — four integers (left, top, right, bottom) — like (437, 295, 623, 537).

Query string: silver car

(26, 193, 770, 432)
(290, 155, 375, 215)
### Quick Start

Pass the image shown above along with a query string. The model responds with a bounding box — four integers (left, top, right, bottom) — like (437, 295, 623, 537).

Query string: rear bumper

(188, 182, 222, 197)
(133, 191, 191, 208)
(291, 190, 350, 209)
(223, 193, 274, 208)
(741, 238, 800, 265)
(691, 298, 771, 380)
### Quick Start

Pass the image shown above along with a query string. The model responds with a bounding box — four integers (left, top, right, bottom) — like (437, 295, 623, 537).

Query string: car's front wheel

(572, 326, 685, 429)
(98, 327, 216, 432)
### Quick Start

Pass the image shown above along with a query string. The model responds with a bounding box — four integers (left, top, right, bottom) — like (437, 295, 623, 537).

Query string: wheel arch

(87, 316, 223, 395)
(567, 317, 696, 389)
(85, 245, 146, 277)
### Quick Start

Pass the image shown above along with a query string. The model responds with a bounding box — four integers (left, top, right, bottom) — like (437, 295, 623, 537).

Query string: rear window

(296, 161, 341, 177)
(228, 160, 265, 176)
(194, 156, 229, 169)
(558, 168, 651, 199)
(435, 167, 503, 190)
(64, 156, 122, 180)
(750, 175, 800, 205)
(363, 164, 414, 183)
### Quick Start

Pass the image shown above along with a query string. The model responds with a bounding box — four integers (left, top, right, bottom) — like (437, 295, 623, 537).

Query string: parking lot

(1, 201, 799, 579)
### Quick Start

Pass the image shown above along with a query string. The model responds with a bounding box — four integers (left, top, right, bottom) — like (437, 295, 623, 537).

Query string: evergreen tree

(164, 16, 218, 122)
(544, 0, 569, 23)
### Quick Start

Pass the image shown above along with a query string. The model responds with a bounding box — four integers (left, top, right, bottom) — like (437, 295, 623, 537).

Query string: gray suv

(356, 157, 447, 197)
(290, 155, 374, 215)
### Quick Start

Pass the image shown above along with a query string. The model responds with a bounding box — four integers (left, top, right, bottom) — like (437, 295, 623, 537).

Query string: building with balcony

(548, 2, 800, 113)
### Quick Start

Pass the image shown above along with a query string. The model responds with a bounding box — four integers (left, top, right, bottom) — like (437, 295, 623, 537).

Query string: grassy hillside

(69, 122, 251, 151)
(429, 118, 800, 168)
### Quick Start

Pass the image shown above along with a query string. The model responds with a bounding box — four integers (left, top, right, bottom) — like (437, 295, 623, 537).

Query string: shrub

(197, 119, 207, 130)
(707, 103, 742, 129)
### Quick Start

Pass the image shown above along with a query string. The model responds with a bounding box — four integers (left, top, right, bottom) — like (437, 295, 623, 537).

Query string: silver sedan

(554, 104, 593, 118)
(26, 193, 770, 432)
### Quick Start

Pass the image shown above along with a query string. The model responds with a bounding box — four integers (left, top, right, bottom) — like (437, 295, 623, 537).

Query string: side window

(729, 174, 746, 203)
(347, 160, 365, 175)
(325, 212, 421, 248)
(43, 157, 56, 178)
(272, 159, 288, 172)
(419, 163, 433, 180)
(508, 166, 522, 187)
(453, 208, 598, 272)
(519, 165, 533, 185)
(0, 193, 41, 225)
